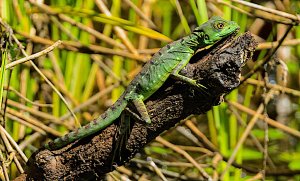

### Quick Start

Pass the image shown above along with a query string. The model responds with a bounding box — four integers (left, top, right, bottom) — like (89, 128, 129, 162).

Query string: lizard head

(193, 16, 240, 45)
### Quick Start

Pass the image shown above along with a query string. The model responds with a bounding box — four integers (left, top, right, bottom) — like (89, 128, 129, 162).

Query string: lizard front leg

(170, 61, 209, 93)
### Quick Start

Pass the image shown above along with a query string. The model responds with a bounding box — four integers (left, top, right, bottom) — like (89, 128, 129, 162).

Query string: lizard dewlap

(45, 16, 239, 150)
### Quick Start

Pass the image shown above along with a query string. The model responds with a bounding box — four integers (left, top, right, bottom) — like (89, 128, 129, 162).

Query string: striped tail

(45, 97, 128, 150)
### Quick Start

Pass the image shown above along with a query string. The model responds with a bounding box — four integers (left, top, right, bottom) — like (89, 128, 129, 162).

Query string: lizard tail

(45, 96, 128, 150)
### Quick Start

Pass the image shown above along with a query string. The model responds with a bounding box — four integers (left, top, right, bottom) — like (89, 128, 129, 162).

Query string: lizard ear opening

(204, 34, 209, 40)
(192, 29, 205, 40)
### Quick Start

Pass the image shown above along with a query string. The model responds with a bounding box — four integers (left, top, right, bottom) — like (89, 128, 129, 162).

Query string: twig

(48, 52, 65, 87)
(230, 0, 299, 23)
(29, 0, 127, 50)
(0, 149, 9, 181)
(0, 125, 28, 162)
(16, 31, 147, 62)
(18, 132, 42, 151)
(262, 72, 270, 180)
(217, 0, 293, 25)
(228, 100, 300, 138)
(184, 120, 217, 150)
(6, 40, 62, 69)
(59, 83, 119, 121)
(156, 136, 211, 180)
(257, 39, 300, 49)
(6, 99, 68, 128)
(95, 0, 139, 55)
(4, 86, 53, 107)
(220, 91, 274, 179)
(115, 166, 133, 178)
(49, 16, 78, 41)
(0, 130, 12, 181)
(123, 0, 158, 30)
(177, 145, 213, 155)
(147, 157, 168, 181)
(0, 18, 80, 126)
(131, 158, 195, 180)
(6, 108, 63, 137)
(150, 158, 194, 167)
(40, 69, 79, 106)
(91, 55, 122, 82)
(245, 78, 300, 97)
(241, 25, 293, 84)
(5, 113, 47, 135)
(13, 155, 24, 174)
(245, 172, 263, 181)
(228, 105, 275, 168)
(173, 0, 191, 34)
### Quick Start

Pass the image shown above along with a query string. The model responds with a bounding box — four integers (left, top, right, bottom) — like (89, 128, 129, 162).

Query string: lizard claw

(195, 83, 210, 96)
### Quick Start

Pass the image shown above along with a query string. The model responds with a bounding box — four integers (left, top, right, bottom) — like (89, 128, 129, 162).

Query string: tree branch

(19, 32, 257, 180)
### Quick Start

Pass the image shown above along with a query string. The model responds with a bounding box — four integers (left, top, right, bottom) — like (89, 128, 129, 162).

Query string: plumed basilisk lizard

(45, 16, 239, 150)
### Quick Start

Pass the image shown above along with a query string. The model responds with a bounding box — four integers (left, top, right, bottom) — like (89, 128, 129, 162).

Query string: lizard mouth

(190, 29, 239, 64)
(219, 27, 240, 38)
(194, 29, 239, 55)
(216, 29, 240, 47)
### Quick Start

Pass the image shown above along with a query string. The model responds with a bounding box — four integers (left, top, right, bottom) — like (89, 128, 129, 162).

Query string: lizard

(45, 16, 239, 150)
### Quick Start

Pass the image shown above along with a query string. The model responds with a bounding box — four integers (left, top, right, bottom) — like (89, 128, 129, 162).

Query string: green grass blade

(197, 0, 208, 23)
(0, 42, 8, 111)
(189, 0, 201, 26)
(171, 0, 191, 34)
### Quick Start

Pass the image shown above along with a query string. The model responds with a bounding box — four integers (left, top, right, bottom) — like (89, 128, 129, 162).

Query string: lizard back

(126, 38, 195, 100)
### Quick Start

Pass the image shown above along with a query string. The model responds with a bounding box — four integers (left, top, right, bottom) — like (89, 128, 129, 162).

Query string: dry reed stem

(4, 86, 53, 107)
(6, 40, 62, 69)
(185, 120, 217, 150)
(221, 91, 275, 179)
(156, 136, 211, 180)
(231, 0, 299, 22)
(5, 113, 46, 135)
(0, 19, 80, 126)
(244, 78, 300, 97)
(6, 108, 63, 137)
(95, 0, 139, 55)
(228, 105, 276, 168)
(229, 101, 300, 138)
(16, 31, 147, 62)
(58, 83, 119, 121)
(147, 157, 168, 181)
(257, 39, 300, 49)
(0, 126, 27, 162)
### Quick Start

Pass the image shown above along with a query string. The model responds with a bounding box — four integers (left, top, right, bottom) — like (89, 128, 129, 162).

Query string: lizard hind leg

(132, 98, 151, 124)
(126, 94, 151, 124)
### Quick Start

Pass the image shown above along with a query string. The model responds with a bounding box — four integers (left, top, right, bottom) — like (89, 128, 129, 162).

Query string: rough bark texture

(17, 32, 257, 180)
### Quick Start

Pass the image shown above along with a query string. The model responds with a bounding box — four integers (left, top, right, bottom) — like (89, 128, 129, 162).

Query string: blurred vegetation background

(0, 0, 300, 180)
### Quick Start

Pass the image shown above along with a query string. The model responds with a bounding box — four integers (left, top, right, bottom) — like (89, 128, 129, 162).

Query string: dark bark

(18, 32, 257, 180)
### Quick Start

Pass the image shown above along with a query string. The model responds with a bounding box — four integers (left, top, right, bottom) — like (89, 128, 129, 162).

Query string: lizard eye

(216, 23, 224, 29)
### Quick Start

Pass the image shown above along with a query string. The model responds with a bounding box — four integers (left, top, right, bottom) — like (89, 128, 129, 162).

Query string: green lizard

(45, 16, 239, 150)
